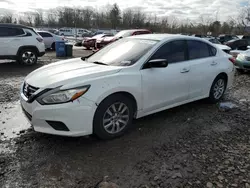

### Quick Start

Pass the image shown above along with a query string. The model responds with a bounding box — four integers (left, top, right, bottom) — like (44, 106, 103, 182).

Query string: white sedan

(20, 34, 235, 139)
(37, 31, 64, 50)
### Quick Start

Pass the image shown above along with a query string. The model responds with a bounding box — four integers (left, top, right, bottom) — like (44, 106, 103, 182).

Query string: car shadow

(21, 98, 215, 147)
(0, 61, 44, 76)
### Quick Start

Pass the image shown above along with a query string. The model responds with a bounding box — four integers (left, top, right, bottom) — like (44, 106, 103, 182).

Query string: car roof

(0, 23, 33, 30)
(119, 29, 149, 32)
(37, 30, 52, 33)
(129, 33, 207, 41)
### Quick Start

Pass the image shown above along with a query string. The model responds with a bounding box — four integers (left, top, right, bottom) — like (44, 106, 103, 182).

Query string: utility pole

(74, 8, 77, 40)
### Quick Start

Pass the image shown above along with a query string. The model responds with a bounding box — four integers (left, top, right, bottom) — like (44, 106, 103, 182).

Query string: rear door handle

(211, 61, 217, 66)
(180, 68, 190, 73)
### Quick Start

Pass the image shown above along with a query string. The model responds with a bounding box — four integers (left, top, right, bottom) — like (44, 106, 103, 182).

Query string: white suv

(0, 24, 45, 65)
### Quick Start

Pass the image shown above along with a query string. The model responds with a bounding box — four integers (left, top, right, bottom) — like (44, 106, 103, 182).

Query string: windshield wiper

(91, 61, 108, 65)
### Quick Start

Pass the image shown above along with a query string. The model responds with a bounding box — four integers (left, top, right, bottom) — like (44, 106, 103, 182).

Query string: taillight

(229, 57, 236, 65)
(36, 37, 43, 42)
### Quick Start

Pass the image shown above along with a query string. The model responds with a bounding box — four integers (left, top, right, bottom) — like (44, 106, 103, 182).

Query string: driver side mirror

(143, 59, 168, 69)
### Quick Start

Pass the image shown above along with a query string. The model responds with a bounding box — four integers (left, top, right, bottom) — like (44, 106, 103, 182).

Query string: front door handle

(211, 61, 218, 66)
(180, 68, 190, 73)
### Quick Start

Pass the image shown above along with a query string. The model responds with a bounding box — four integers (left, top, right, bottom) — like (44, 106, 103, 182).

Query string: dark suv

(218, 35, 239, 44)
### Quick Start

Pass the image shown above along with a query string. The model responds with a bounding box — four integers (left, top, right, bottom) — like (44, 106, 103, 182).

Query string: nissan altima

(20, 34, 235, 139)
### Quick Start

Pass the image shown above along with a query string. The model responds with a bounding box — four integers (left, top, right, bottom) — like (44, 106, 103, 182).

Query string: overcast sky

(0, 0, 249, 21)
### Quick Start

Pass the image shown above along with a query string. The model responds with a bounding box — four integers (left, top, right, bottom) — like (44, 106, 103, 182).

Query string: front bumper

(95, 42, 107, 49)
(82, 41, 95, 48)
(38, 52, 45, 57)
(20, 92, 97, 137)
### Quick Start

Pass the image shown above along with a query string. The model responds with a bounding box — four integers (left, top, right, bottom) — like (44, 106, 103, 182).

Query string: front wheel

(208, 75, 227, 103)
(93, 94, 135, 139)
(18, 49, 38, 65)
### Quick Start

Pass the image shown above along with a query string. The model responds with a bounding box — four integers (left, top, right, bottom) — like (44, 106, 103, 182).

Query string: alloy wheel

(213, 79, 225, 99)
(22, 51, 36, 65)
(103, 102, 130, 134)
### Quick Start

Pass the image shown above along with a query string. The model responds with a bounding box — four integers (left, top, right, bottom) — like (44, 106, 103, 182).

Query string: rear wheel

(208, 75, 227, 103)
(93, 94, 135, 139)
(18, 49, 38, 65)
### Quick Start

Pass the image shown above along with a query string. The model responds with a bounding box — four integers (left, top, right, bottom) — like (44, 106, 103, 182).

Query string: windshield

(209, 38, 221, 44)
(86, 38, 157, 66)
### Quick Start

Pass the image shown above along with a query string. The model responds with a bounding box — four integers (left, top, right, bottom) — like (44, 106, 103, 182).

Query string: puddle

(0, 101, 31, 140)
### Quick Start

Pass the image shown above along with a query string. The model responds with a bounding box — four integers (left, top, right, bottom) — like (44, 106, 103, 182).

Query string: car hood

(214, 44, 231, 50)
(25, 58, 121, 88)
(98, 36, 115, 42)
(83, 37, 92, 41)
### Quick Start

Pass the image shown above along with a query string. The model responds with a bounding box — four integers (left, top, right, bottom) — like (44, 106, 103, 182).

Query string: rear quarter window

(208, 45, 217, 56)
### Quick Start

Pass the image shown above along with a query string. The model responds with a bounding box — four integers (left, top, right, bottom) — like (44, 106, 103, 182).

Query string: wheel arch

(216, 72, 228, 86)
(95, 91, 139, 118)
(17, 46, 39, 56)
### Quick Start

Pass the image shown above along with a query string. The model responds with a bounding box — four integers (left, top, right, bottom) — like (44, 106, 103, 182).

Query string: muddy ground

(0, 49, 250, 188)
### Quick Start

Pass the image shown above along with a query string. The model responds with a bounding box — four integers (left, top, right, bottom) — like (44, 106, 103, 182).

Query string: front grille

(23, 82, 39, 99)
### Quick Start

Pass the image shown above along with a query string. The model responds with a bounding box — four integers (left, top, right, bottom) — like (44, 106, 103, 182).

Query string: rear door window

(187, 40, 210, 60)
(0, 27, 25, 37)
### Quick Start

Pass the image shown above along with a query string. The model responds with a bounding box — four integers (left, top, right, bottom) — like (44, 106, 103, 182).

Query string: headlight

(38, 86, 90, 105)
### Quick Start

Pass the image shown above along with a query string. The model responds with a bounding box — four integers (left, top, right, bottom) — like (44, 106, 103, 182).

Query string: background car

(37, 31, 64, 50)
(82, 33, 113, 50)
(0, 23, 45, 65)
(234, 50, 250, 72)
(242, 35, 250, 45)
(95, 29, 151, 49)
(218, 34, 239, 44)
(225, 39, 248, 50)
(203, 37, 231, 53)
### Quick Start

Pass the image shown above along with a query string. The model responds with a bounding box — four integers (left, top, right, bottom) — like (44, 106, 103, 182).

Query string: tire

(18, 49, 38, 65)
(93, 94, 135, 139)
(51, 42, 55, 51)
(208, 75, 227, 103)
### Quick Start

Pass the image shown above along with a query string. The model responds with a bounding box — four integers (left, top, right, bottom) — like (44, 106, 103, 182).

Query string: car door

(140, 40, 190, 114)
(186, 40, 218, 99)
(0, 26, 8, 56)
(39, 32, 53, 48)
(0, 26, 25, 56)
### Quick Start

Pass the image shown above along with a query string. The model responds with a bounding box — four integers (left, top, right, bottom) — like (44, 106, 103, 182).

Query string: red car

(95, 29, 151, 49)
(82, 33, 113, 50)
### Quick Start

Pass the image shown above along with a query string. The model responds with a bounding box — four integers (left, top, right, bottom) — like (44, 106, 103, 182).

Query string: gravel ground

(0, 51, 250, 188)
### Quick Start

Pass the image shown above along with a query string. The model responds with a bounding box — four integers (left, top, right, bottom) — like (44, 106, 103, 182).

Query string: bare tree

(198, 14, 212, 34)
(0, 13, 13, 23)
